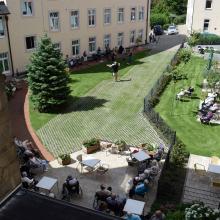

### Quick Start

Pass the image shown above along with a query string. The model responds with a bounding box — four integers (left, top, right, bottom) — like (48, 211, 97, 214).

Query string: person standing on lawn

(107, 61, 120, 82)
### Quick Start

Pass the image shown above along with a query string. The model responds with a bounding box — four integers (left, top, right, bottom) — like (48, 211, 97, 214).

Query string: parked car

(167, 25, 178, 35)
(153, 25, 164, 35)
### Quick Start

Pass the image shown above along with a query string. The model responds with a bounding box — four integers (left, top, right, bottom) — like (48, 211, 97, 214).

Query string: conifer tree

(28, 35, 70, 112)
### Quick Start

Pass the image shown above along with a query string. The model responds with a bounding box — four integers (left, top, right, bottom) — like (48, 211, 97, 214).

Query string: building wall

(0, 74, 21, 201)
(186, 0, 220, 35)
(3, 0, 150, 74)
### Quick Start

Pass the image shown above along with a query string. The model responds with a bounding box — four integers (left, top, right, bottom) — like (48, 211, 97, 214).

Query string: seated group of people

(95, 184, 126, 216)
(176, 87, 194, 100)
(128, 159, 160, 198)
(14, 137, 49, 189)
(199, 92, 219, 123)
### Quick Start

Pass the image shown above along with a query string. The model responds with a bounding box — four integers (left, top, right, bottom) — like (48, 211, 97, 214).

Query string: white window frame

(0, 52, 10, 74)
(117, 32, 124, 47)
(25, 35, 37, 51)
(72, 39, 80, 56)
(138, 29, 144, 43)
(205, 0, 212, 9)
(104, 34, 111, 48)
(203, 19, 210, 32)
(21, 0, 33, 16)
(117, 8, 124, 23)
(88, 37, 96, 53)
(138, 6, 144, 21)
(88, 9, 96, 27)
(53, 42, 61, 51)
(104, 8, 111, 25)
(49, 11, 60, 32)
(70, 10, 79, 29)
(131, 7, 136, 21)
(130, 30, 136, 45)
(0, 16, 5, 38)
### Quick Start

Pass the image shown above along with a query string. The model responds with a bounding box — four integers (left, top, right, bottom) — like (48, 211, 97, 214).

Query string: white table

(208, 164, 220, 174)
(132, 150, 150, 162)
(36, 176, 58, 194)
(81, 156, 101, 172)
(123, 199, 145, 215)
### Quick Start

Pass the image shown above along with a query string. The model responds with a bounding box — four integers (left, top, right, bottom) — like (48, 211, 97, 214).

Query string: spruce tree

(28, 35, 70, 112)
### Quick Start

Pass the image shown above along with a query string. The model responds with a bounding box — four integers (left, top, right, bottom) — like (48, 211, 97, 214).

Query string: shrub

(185, 202, 220, 220)
(173, 15, 186, 24)
(163, 23, 170, 30)
(170, 142, 188, 168)
(115, 140, 126, 151)
(171, 64, 187, 81)
(166, 210, 185, 220)
(83, 138, 100, 147)
(187, 32, 201, 47)
(59, 154, 71, 161)
(177, 48, 192, 64)
(151, 13, 169, 27)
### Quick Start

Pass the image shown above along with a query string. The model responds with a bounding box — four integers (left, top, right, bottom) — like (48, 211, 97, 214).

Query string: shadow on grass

(64, 96, 108, 112)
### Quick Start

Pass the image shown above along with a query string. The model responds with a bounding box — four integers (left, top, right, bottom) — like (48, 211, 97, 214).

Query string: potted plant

(82, 138, 100, 154)
(58, 154, 71, 165)
(115, 140, 126, 151)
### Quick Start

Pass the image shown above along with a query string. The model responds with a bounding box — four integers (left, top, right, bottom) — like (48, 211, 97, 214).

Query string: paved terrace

(182, 154, 220, 209)
(37, 150, 161, 215)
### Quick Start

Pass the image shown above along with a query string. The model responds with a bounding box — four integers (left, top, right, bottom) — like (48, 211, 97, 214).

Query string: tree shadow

(63, 96, 108, 113)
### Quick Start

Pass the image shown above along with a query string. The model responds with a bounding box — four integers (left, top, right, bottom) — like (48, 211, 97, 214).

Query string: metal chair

(96, 163, 109, 175)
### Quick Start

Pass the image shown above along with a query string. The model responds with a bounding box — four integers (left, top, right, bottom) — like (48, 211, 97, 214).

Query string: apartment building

(186, 0, 220, 35)
(0, 0, 151, 76)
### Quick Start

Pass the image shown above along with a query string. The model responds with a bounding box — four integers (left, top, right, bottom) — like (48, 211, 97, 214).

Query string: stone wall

(0, 74, 20, 201)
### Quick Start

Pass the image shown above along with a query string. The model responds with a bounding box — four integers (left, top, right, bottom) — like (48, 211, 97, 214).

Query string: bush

(115, 140, 126, 151)
(83, 138, 100, 147)
(59, 154, 71, 161)
(171, 64, 187, 81)
(151, 13, 169, 27)
(177, 48, 192, 64)
(173, 15, 186, 25)
(166, 210, 185, 220)
(163, 24, 170, 30)
(170, 142, 188, 168)
(187, 32, 201, 47)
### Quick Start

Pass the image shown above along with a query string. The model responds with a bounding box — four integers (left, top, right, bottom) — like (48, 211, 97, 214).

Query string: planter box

(58, 157, 71, 166)
(82, 144, 100, 154)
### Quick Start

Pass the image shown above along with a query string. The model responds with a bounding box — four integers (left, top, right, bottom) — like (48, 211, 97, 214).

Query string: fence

(143, 43, 183, 161)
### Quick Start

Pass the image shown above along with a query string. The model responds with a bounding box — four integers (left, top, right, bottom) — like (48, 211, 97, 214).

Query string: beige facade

(186, 0, 220, 35)
(0, 0, 151, 75)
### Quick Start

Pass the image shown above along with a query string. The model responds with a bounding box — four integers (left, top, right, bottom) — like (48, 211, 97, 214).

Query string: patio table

(81, 155, 101, 173)
(123, 199, 145, 215)
(36, 176, 58, 194)
(132, 150, 150, 162)
(208, 164, 220, 174)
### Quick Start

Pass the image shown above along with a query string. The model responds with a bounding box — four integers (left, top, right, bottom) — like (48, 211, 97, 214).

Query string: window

(117, 8, 124, 23)
(104, 34, 111, 48)
(72, 40, 80, 56)
(131, 7, 136, 21)
(21, 0, 33, 16)
(104, 8, 111, 25)
(88, 37, 96, 53)
(203, 19, 210, 32)
(49, 12, 59, 31)
(206, 0, 212, 9)
(130, 30, 136, 44)
(117, 32, 124, 46)
(138, 29, 143, 42)
(70, 10, 79, 28)
(0, 17, 4, 37)
(25, 36, 36, 50)
(139, 6, 144, 20)
(53, 42, 61, 51)
(0, 52, 9, 73)
(88, 9, 96, 27)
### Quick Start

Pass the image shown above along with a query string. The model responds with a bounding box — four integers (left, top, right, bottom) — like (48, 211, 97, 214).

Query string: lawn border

(24, 91, 54, 161)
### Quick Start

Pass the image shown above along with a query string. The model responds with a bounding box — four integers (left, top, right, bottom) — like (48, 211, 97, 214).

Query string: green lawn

(34, 49, 176, 156)
(155, 56, 220, 157)
(30, 51, 147, 130)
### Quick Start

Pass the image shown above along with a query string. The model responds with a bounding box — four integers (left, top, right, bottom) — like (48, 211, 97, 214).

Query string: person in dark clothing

(107, 61, 120, 82)
(62, 175, 80, 199)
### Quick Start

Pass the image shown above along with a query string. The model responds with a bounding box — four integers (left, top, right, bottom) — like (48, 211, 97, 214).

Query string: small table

(132, 150, 150, 162)
(81, 156, 101, 173)
(36, 176, 58, 194)
(208, 164, 220, 174)
(123, 199, 145, 215)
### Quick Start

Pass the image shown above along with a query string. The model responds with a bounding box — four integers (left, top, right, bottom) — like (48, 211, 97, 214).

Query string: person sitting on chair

(62, 175, 80, 199)
(21, 171, 38, 190)
(129, 179, 149, 198)
(95, 184, 112, 201)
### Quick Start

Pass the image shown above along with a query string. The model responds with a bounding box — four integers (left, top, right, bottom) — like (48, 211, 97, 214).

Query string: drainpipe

(145, 0, 151, 43)
(5, 15, 14, 77)
(190, 0, 195, 34)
